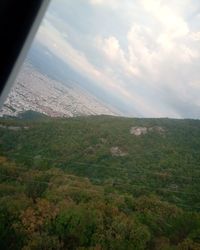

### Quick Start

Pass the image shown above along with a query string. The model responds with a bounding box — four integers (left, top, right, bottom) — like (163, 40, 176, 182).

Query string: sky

(31, 0, 200, 118)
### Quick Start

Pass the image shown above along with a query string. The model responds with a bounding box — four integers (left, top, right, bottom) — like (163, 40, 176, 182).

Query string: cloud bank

(32, 0, 200, 118)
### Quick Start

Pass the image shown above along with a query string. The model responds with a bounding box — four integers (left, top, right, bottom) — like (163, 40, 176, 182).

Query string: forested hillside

(0, 113, 200, 249)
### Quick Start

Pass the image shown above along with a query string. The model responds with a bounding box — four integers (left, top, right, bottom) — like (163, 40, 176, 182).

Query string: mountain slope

(1, 115, 200, 249)
(0, 115, 200, 210)
(0, 62, 119, 117)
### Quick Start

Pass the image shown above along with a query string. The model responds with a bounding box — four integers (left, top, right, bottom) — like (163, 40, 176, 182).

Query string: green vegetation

(0, 113, 200, 249)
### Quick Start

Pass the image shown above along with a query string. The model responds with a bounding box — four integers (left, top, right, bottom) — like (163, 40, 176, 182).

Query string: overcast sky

(32, 0, 200, 118)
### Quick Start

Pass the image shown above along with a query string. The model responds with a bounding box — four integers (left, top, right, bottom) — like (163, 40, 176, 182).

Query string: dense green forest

(0, 112, 200, 249)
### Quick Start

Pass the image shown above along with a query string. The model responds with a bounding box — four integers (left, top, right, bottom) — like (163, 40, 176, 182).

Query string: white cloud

(127, 24, 160, 79)
(32, 0, 200, 118)
(96, 35, 140, 77)
(191, 32, 200, 41)
(101, 36, 121, 60)
(36, 20, 159, 116)
(36, 21, 100, 79)
(141, 0, 189, 37)
(89, 0, 120, 7)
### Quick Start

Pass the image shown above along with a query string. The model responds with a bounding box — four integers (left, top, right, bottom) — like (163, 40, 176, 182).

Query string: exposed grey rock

(130, 127, 148, 136)
(130, 126, 165, 136)
(110, 147, 128, 157)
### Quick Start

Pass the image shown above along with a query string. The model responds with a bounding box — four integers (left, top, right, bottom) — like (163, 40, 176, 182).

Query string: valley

(0, 62, 118, 118)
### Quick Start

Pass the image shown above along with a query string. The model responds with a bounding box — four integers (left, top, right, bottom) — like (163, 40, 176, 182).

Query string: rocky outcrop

(130, 126, 165, 136)
(110, 147, 128, 157)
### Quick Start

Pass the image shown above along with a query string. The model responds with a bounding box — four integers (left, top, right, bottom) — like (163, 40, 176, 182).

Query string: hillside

(0, 114, 200, 249)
